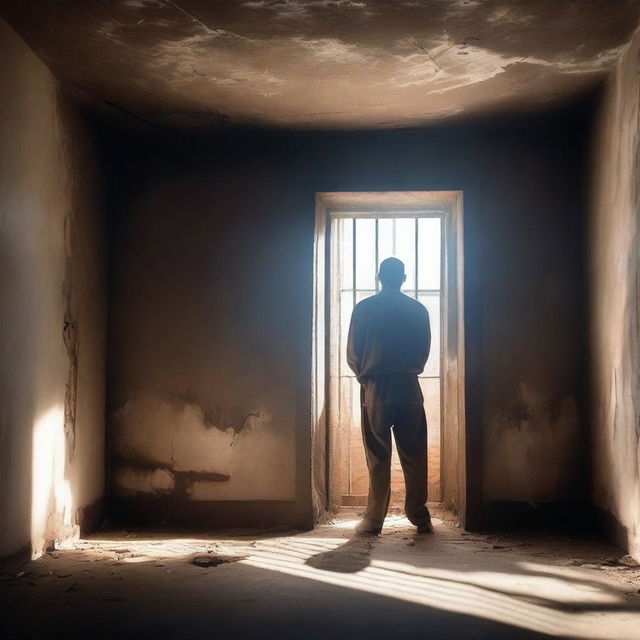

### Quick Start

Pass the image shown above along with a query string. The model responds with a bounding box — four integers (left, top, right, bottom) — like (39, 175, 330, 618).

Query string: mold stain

(174, 390, 261, 438)
(109, 390, 293, 501)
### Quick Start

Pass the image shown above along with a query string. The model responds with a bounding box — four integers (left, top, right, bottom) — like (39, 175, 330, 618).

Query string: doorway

(330, 214, 443, 505)
(312, 192, 465, 522)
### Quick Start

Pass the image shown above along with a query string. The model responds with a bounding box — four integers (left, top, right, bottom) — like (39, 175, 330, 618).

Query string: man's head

(378, 257, 406, 290)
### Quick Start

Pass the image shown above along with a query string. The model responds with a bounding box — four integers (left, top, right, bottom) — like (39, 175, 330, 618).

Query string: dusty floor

(1, 507, 640, 640)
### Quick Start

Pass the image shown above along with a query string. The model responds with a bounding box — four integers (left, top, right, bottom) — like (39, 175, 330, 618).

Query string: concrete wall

(107, 107, 589, 529)
(590, 30, 640, 559)
(0, 19, 106, 559)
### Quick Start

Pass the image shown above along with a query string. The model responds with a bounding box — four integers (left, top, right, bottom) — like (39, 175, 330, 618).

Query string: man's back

(348, 258, 434, 534)
(347, 289, 431, 383)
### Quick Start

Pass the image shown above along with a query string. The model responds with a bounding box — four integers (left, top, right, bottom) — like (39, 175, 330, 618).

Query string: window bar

(339, 288, 440, 295)
(392, 218, 397, 256)
(438, 215, 445, 499)
(336, 220, 344, 500)
(349, 217, 356, 496)
(375, 218, 379, 292)
(414, 217, 419, 300)
(352, 218, 357, 310)
(436, 218, 443, 394)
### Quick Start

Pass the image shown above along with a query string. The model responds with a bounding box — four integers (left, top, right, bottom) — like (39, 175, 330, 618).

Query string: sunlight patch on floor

(68, 515, 640, 640)
(242, 541, 633, 638)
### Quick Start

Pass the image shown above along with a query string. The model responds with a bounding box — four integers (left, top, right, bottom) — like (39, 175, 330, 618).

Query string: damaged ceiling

(1, 0, 639, 129)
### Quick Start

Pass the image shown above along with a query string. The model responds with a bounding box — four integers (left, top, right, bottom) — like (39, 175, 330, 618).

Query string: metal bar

(438, 215, 445, 501)
(352, 218, 357, 310)
(439, 217, 445, 385)
(349, 219, 358, 496)
(336, 220, 341, 373)
(414, 217, 419, 300)
(327, 216, 336, 508)
(339, 374, 441, 380)
(375, 218, 379, 292)
(330, 210, 448, 219)
(330, 210, 451, 506)
(334, 218, 341, 507)
(392, 218, 396, 255)
(340, 288, 441, 295)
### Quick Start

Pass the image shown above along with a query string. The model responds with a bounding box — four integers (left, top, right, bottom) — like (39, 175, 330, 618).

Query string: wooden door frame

(312, 191, 467, 525)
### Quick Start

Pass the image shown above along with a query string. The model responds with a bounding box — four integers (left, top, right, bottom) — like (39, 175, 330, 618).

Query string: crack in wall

(113, 454, 231, 499)
(173, 390, 261, 437)
(109, 391, 288, 500)
(62, 212, 78, 461)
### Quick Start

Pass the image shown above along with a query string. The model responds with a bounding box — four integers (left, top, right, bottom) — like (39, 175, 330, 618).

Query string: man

(347, 257, 432, 535)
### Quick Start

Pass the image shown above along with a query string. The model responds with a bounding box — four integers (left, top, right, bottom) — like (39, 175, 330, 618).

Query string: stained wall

(107, 106, 590, 528)
(0, 19, 106, 559)
(590, 29, 640, 559)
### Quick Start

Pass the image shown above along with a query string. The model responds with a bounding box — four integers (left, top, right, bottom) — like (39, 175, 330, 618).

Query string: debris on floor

(190, 554, 244, 567)
(1, 507, 639, 639)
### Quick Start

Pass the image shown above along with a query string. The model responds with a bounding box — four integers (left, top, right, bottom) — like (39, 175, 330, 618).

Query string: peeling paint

(114, 467, 175, 495)
(291, 37, 368, 63)
(62, 212, 78, 460)
(591, 28, 640, 560)
(0, 18, 106, 558)
(113, 462, 231, 497)
(484, 380, 581, 502)
(62, 316, 78, 457)
(172, 390, 261, 436)
(111, 392, 294, 501)
(487, 7, 534, 26)
(2, 0, 638, 128)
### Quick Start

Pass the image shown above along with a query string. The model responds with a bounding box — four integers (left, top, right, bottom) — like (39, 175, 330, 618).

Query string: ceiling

(2, 0, 639, 130)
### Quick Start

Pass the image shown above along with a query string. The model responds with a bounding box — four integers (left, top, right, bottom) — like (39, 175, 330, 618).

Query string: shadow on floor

(305, 533, 378, 573)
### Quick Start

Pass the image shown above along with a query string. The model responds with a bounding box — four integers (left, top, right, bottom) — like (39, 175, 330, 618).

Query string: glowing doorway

(313, 191, 465, 520)
(330, 214, 443, 504)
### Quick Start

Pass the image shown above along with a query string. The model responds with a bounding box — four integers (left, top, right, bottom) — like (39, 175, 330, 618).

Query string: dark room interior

(1, 1, 640, 638)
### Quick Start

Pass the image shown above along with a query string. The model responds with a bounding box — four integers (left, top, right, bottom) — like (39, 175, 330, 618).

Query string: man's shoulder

(355, 291, 427, 313)
(405, 294, 428, 312)
(353, 294, 377, 314)
(399, 294, 429, 318)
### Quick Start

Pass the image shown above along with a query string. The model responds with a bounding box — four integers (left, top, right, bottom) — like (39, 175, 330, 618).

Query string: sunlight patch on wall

(31, 406, 77, 558)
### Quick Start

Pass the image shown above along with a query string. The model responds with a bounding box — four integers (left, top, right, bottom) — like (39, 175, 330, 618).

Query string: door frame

(312, 191, 467, 525)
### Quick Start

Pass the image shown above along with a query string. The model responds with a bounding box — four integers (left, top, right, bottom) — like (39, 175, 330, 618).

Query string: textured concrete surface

(105, 107, 589, 528)
(0, 0, 638, 129)
(0, 19, 106, 559)
(590, 29, 640, 561)
(1, 508, 639, 639)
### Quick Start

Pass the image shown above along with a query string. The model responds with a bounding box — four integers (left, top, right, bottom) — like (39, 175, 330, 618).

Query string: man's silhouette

(347, 257, 432, 534)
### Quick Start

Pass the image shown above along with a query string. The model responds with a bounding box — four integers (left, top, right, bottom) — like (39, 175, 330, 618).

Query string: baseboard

(107, 496, 312, 531)
(594, 506, 633, 555)
(472, 500, 599, 532)
(0, 544, 31, 571)
(77, 497, 104, 534)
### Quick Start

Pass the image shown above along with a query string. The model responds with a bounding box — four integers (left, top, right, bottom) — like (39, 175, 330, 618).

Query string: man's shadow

(304, 534, 379, 573)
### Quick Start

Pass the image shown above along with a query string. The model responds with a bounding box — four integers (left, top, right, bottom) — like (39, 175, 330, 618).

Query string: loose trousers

(360, 401, 430, 528)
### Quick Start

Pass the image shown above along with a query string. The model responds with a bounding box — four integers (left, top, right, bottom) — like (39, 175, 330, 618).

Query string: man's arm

(346, 303, 365, 382)
(417, 305, 431, 372)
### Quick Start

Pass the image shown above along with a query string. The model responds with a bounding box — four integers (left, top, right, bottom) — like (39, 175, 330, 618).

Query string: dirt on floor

(1, 506, 639, 640)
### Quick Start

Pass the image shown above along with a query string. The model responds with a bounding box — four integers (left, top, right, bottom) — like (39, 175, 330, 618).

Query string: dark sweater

(347, 289, 431, 406)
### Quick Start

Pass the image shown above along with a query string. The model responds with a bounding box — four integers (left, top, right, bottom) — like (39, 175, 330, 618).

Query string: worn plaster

(0, 19, 106, 559)
(0, 0, 637, 129)
(105, 108, 590, 526)
(111, 392, 293, 501)
(590, 29, 640, 560)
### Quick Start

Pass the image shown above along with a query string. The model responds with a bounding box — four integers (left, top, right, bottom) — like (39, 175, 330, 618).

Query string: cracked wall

(111, 392, 291, 500)
(1, 0, 638, 129)
(0, 19, 107, 559)
(590, 29, 640, 560)
(108, 104, 590, 527)
(107, 160, 301, 515)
